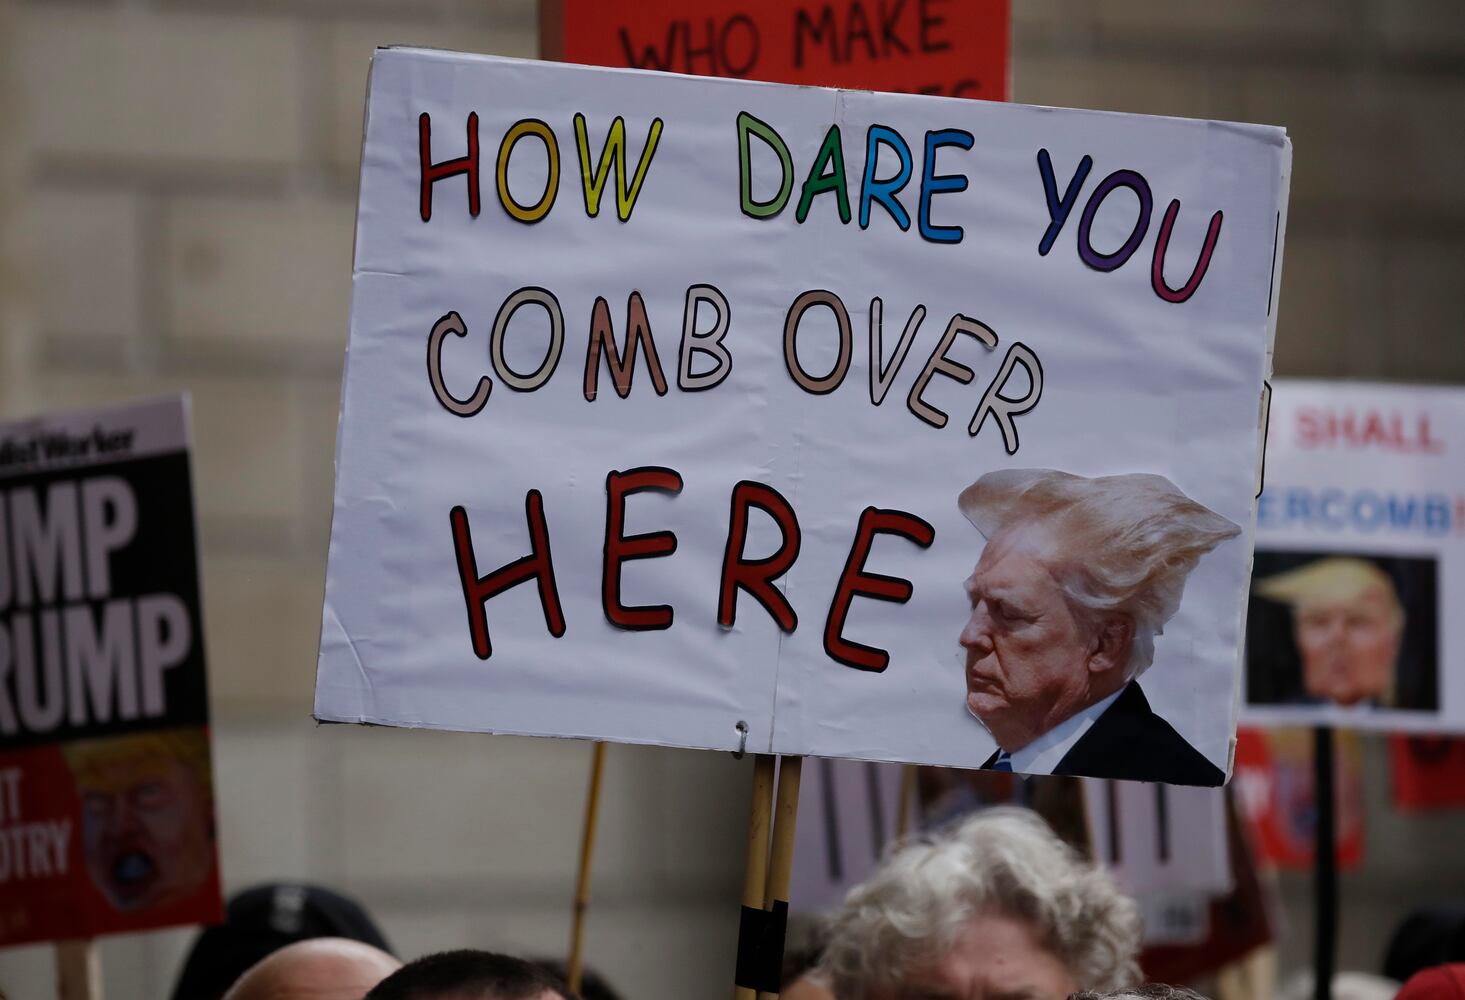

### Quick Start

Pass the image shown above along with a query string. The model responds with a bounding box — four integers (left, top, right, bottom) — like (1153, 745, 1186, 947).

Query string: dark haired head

(171, 882, 394, 1000)
(365, 950, 576, 1000)
(532, 960, 623, 1000)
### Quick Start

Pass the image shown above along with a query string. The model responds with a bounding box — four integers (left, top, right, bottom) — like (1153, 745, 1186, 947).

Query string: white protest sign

(316, 49, 1291, 785)
(0, 395, 223, 944)
(1082, 780, 1231, 898)
(1244, 380, 1463, 732)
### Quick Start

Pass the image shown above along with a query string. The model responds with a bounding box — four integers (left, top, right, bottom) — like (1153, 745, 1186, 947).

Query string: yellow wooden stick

(568, 741, 607, 994)
(758, 756, 804, 1000)
(895, 763, 918, 841)
(55, 940, 100, 1000)
(735, 754, 777, 1000)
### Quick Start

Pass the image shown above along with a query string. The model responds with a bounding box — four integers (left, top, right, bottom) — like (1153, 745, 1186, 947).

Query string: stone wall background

(2, 1, 1464, 995)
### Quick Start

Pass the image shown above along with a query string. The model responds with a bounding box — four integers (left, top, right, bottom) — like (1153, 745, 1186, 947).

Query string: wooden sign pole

(728, 753, 805, 1000)
(735, 754, 777, 1000)
(54, 939, 100, 1000)
(761, 757, 803, 911)
(756, 757, 803, 1000)
(895, 763, 918, 841)
(568, 741, 607, 994)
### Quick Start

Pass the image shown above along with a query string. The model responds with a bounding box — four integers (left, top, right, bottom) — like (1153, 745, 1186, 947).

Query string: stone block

(1239, 68, 1372, 206)
(1016, 54, 1244, 122)
(1378, 236, 1465, 381)
(165, 195, 355, 361)
(654, 749, 748, 890)
(19, 7, 303, 169)
(1366, 77, 1465, 211)
(335, 728, 589, 887)
(20, 372, 304, 527)
(1271, 232, 1376, 379)
(362, 899, 500, 961)
(202, 554, 327, 710)
(1090, 0, 1355, 47)
(1365, 0, 1465, 55)
(21, 189, 143, 343)
(211, 722, 318, 888)
(326, 20, 536, 172)
(296, 374, 344, 530)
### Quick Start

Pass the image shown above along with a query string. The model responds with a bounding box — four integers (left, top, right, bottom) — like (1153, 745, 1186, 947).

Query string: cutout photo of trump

(958, 469, 1241, 786)
(1245, 551, 1438, 713)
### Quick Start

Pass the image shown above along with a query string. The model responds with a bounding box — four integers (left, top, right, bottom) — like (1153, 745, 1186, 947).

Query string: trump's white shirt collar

(1007, 684, 1127, 775)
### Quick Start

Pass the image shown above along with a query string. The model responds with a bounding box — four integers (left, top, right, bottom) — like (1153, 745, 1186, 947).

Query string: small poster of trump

(0, 397, 223, 947)
(317, 50, 1293, 786)
(1244, 381, 1465, 733)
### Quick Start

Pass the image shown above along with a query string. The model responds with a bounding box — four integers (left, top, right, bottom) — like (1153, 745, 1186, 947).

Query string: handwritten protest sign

(1244, 381, 1465, 732)
(0, 396, 221, 947)
(315, 50, 1291, 785)
(543, 0, 1010, 101)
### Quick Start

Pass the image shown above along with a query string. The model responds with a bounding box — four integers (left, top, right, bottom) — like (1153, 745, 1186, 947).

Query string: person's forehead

(1297, 584, 1395, 616)
(913, 912, 1074, 996)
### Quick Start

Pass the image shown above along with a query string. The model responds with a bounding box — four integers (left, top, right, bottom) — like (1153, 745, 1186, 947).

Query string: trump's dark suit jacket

(982, 683, 1225, 787)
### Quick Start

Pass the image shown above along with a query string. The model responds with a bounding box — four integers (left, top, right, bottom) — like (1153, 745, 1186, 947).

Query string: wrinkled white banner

(317, 49, 1290, 784)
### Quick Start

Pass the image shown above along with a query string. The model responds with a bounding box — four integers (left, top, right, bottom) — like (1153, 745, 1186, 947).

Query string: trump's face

(77, 754, 214, 911)
(960, 528, 1102, 751)
(1294, 585, 1402, 706)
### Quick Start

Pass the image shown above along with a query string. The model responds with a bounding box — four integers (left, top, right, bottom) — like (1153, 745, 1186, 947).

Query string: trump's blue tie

(991, 751, 1013, 772)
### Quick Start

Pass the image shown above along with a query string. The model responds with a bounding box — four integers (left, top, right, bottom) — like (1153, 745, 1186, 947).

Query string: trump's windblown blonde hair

(959, 468, 1241, 679)
(816, 808, 1141, 999)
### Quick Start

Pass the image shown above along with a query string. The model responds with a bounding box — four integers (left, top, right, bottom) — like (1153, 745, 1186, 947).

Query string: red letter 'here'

(450, 491, 564, 659)
(718, 480, 802, 632)
(603, 467, 683, 630)
(823, 507, 934, 672)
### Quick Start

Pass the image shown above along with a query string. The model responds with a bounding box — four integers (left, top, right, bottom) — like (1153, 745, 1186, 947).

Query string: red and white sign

(1232, 727, 1364, 870)
(1245, 381, 1465, 733)
(0, 397, 222, 947)
(543, 0, 1010, 101)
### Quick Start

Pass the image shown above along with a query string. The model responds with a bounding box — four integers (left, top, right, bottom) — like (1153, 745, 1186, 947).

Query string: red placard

(0, 735, 222, 946)
(1232, 728, 1365, 871)
(1391, 735, 1465, 811)
(543, 0, 1010, 102)
(0, 398, 223, 947)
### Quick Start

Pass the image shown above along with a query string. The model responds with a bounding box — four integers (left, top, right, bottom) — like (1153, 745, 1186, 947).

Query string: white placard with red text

(315, 49, 1291, 778)
(1244, 380, 1465, 732)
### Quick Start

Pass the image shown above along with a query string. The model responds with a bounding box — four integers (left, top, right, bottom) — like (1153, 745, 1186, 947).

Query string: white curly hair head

(817, 807, 1141, 999)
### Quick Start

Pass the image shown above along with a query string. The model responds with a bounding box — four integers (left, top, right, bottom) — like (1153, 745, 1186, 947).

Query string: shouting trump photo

(957, 469, 1241, 786)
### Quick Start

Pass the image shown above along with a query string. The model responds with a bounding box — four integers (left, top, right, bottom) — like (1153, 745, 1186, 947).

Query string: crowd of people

(64, 806, 1454, 1000)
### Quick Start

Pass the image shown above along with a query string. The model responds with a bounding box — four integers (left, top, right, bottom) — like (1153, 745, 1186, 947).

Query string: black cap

(1384, 903, 1465, 984)
(170, 882, 393, 1000)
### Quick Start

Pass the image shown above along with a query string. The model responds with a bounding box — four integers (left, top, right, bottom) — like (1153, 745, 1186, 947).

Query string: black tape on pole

(1313, 725, 1337, 1000)
(734, 901, 789, 994)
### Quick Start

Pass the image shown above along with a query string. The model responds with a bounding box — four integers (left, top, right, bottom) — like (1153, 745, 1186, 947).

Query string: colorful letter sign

(316, 51, 1291, 785)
